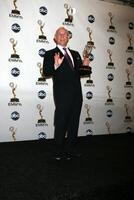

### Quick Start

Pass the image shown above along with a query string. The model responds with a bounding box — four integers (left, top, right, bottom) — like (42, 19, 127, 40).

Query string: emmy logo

(9, 82, 19, 102)
(11, 0, 20, 15)
(107, 49, 115, 68)
(107, 12, 116, 33)
(106, 86, 113, 103)
(124, 104, 131, 121)
(84, 104, 92, 122)
(10, 38, 19, 59)
(105, 121, 111, 134)
(37, 104, 46, 124)
(37, 62, 46, 82)
(37, 20, 47, 40)
(125, 68, 132, 87)
(63, 3, 76, 25)
(126, 33, 133, 52)
(87, 27, 95, 48)
(9, 126, 17, 141)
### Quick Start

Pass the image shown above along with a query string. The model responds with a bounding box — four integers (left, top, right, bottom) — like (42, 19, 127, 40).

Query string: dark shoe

(53, 152, 63, 160)
(65, 152, 82, 160)
(66, 153, 72, 160)
(55, 155, 61, 160)
(72, 152, 82, 158)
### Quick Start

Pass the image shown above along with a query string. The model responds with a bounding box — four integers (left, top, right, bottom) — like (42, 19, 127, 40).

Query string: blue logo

(126, 92, 131, 100)
(107, 109, 113, 117)
(108, 73, 114, 81)
(38, 132, 47, 139)
(127, 57, 133, 65)
(38, 48, 46, 57)
(38, 90, 46, 99)
(128, 22, 133, 30)
(11, 23, 21, 33)
(86, 91, 93, 100)
(109, 37, 115, 45)
(11, 111, 20, 120)
(88, 15, 95, 23)
(11, 67, 20, 77)
(89, 53, 94, 61)
(39, 6, 48, 15)
(126, 127, 132, 133)
(86, 129, 93, 135)
(68, 30, 72, 39)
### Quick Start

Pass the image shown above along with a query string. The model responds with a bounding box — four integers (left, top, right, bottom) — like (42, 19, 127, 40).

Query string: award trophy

(64, 3, 74, 23)
(87, 27, 94, 47)
(107, 49, 114, 66)
(124, 104, 131, 120)
(127, 33, 133, 51)
(10, 38, 19, 58)
(108, 12, 115, 31)
(9, 126, 16, 141)
(37, 104, 46, 123)
(37, 62, 46, 82)
(106, 86, 113, 102)
(11, 0, 20, 15)
(38, 20, 47, 40)
(9, 82, 19, 102)
(80, 27, 94, 80)
(81, 45, 92, 81)
(85, 104, 92, 121)
(125, 68, 131, 86)
(105, 121, 111, 134)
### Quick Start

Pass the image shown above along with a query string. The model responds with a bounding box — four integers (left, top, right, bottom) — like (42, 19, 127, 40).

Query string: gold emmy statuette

(105, 121, 111, 134)
(11, 0, 20, 15)
(125, 68, 131, 86)
(87, 27, 94, 47)
(38, 20, 47, 40)
(37, 62, 46, 81)
(37, 104, 46, 123)
(80, 27, 95, 79)
(106, 86, 113, 102)
(9, 126, 16, 141)
(10, 38, 19, 58)
(127, 33, 133, 51)
(85, 104, 92, 121)
(80, 45, 92, 80)
(108, 12, 115, 30)
(64, 3, 75, 23)
(124, 104, 131, 120)
(107, 49, 114, 66)
(9, 82, 19, 102)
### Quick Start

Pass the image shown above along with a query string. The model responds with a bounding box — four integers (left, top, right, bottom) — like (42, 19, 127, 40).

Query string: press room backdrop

(0, 0, 134, 142)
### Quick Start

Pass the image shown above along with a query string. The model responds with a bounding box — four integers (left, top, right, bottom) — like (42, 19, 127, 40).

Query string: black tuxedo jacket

(43, 47, 83, 106)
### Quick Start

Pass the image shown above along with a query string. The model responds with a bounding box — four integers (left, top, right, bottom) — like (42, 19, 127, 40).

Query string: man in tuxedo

(43, 26, 89, 160)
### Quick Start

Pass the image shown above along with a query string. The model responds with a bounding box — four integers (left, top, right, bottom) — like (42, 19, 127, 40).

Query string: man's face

(55, 28, 69, 47)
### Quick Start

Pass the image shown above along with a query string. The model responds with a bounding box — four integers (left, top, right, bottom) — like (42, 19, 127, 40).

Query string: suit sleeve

(43, 51, 55, 78)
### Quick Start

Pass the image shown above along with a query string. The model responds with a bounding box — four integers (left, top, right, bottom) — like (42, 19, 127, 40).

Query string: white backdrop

(0, 0, 134, 142)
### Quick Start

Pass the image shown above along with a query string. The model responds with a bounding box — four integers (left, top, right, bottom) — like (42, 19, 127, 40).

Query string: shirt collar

(57, 45, 68, 54)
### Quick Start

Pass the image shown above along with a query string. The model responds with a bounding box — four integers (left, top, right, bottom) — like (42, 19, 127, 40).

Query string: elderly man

(43, 26, 89, 160)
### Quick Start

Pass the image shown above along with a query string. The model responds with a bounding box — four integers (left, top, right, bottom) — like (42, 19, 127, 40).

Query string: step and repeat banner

(0, 0, 134, 142)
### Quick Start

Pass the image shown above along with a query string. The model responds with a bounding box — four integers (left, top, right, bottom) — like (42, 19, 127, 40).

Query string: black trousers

(54, 94, 82, 153)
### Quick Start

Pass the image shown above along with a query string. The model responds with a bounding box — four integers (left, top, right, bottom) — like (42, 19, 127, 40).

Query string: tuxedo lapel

(54, 47, 64, 58)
